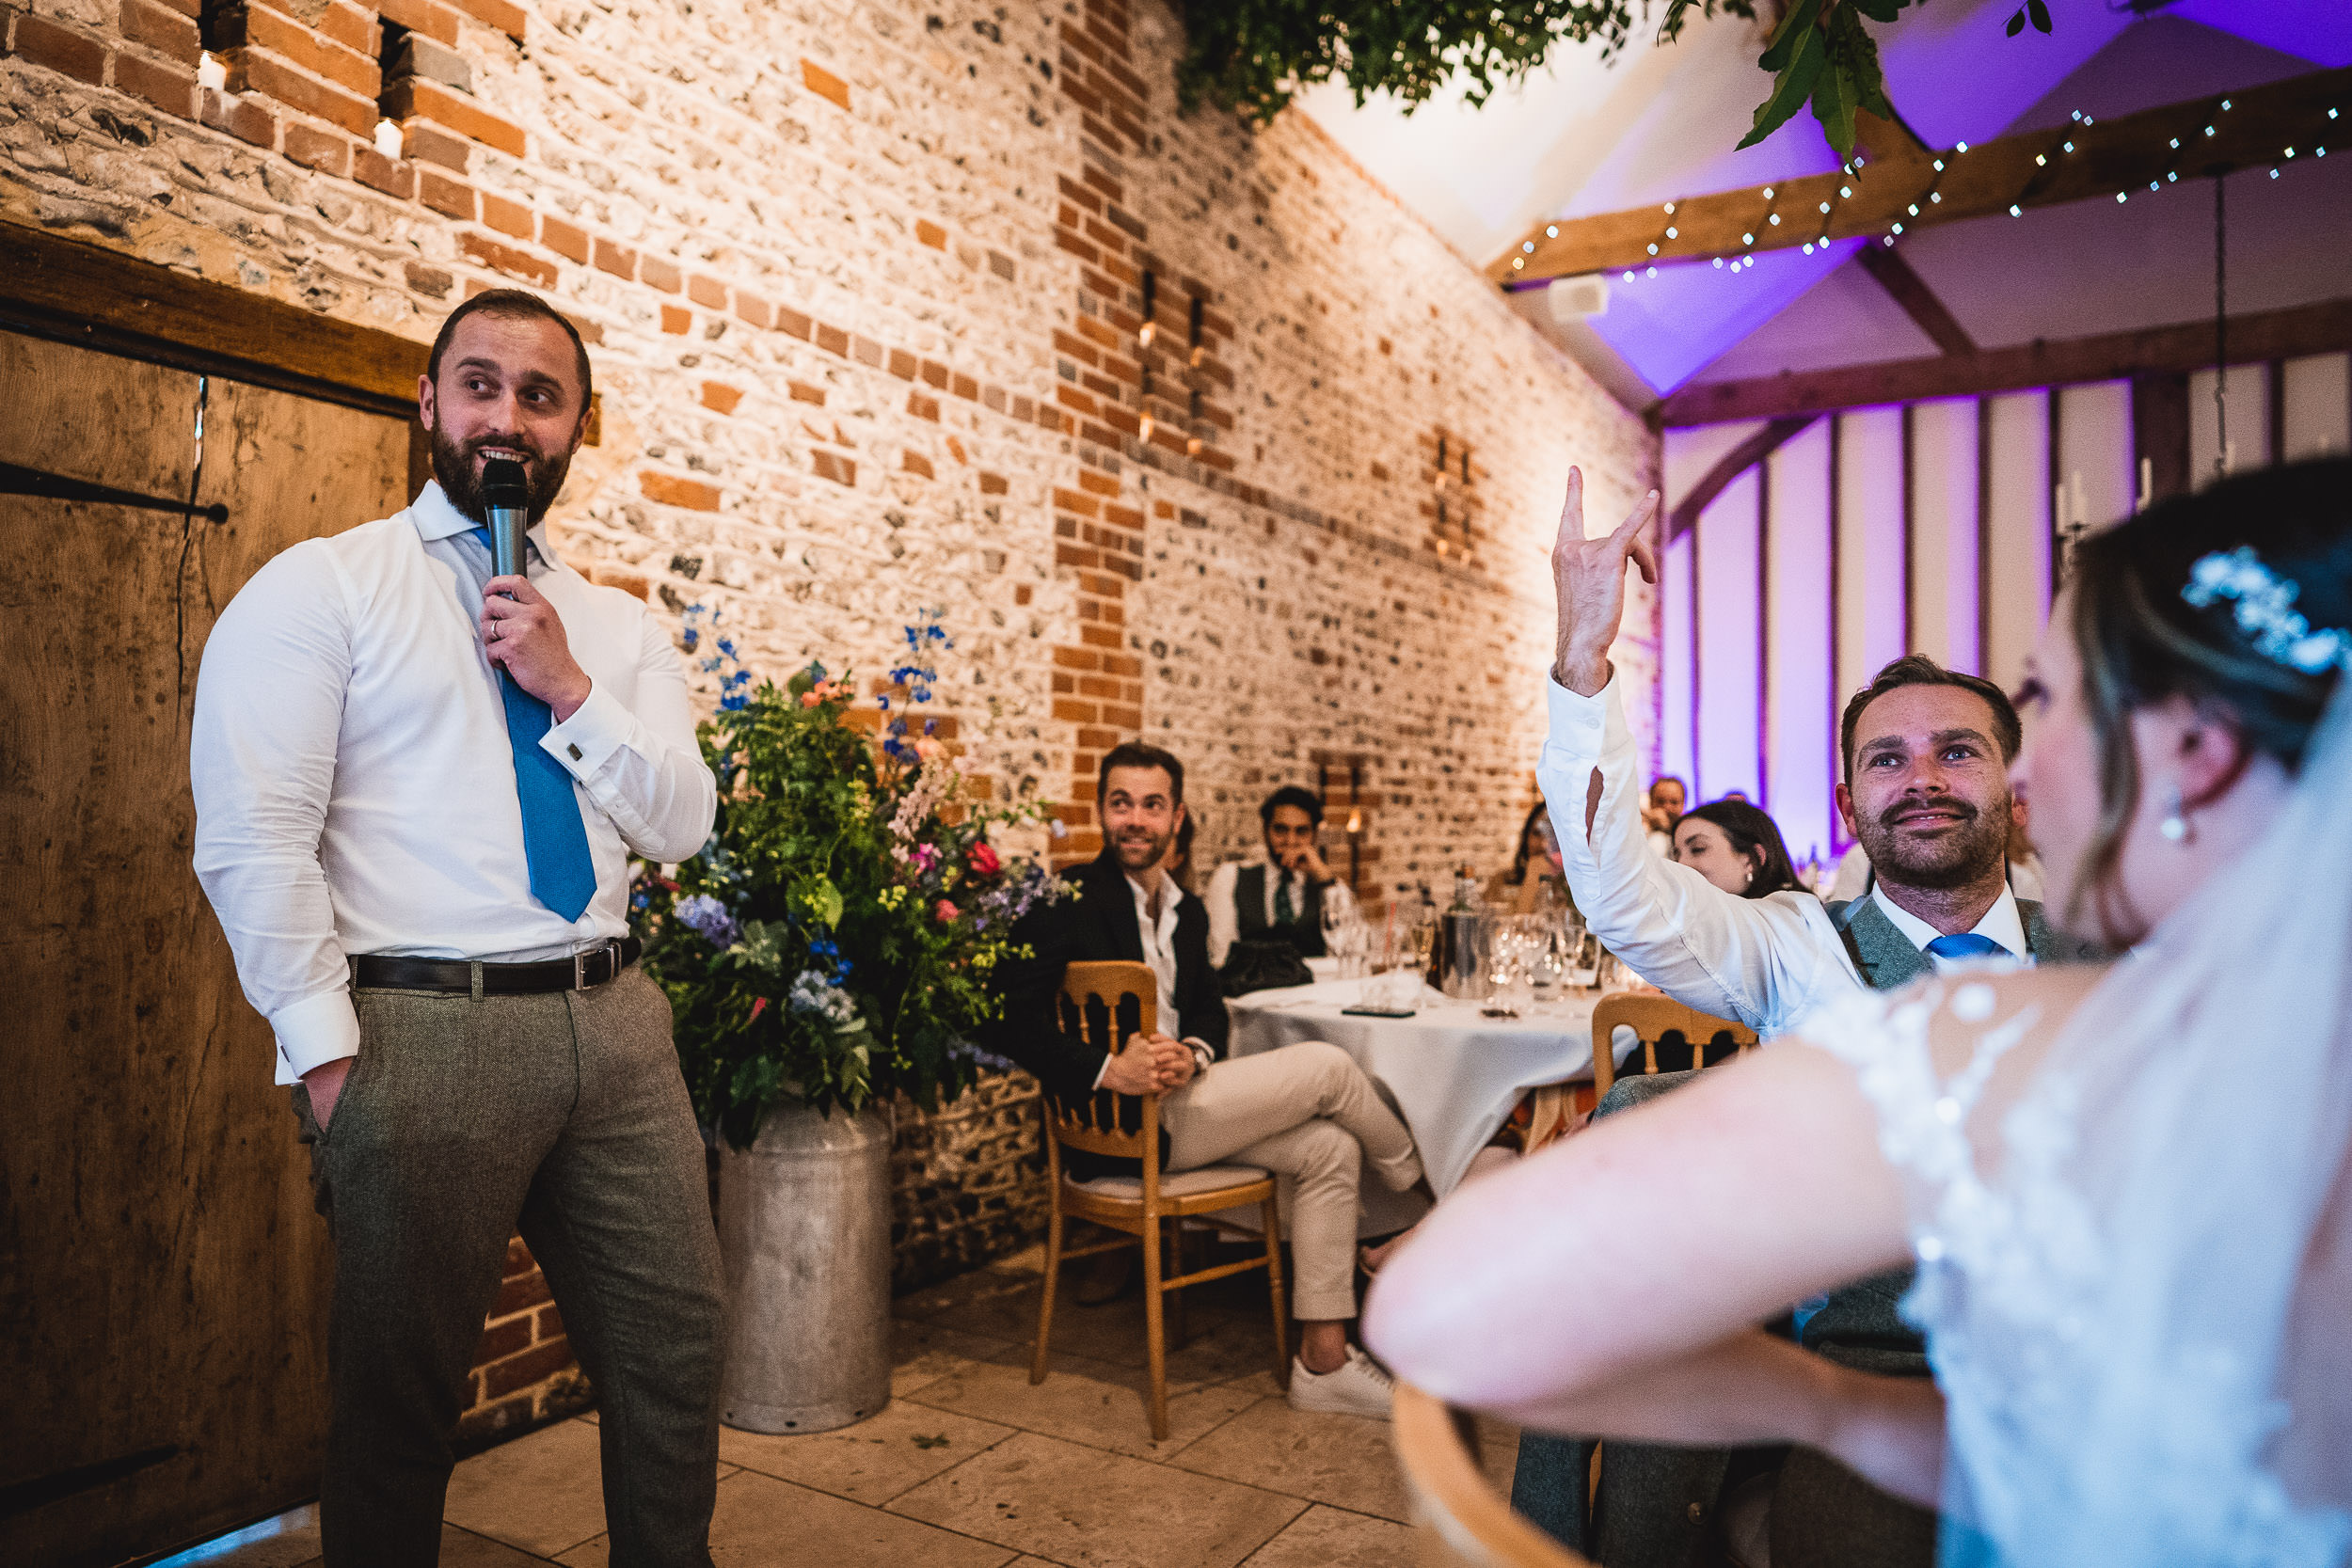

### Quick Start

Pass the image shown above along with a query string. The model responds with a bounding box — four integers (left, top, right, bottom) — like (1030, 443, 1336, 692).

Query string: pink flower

(934, 899, 960, 924)
(968, 842, 1002, 877)
(748, 996, 770, 1024)
(799, 691, 821, 708)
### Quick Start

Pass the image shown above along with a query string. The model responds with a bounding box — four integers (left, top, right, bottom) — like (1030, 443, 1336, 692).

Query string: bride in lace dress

(1365, 458, 2352, 1567)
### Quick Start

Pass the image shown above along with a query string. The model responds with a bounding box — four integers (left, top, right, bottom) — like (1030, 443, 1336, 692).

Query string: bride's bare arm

(1362, 1040, 1925, 1481)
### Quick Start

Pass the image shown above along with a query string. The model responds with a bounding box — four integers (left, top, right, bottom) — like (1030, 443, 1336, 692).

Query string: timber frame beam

(1493, 66, 2351, 286)
(1666, 414, 1817, 541)
(1659, 296, 2352, 426)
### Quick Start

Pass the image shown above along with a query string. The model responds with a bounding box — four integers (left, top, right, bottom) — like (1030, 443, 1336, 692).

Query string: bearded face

(421, 310, 587, 528)
(1841, 684, 2016, 893)
(429, 418, 572, 527)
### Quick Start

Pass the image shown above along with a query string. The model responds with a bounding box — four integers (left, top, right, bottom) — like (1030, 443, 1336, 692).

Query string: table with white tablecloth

(1225, 977, 1632, 1199)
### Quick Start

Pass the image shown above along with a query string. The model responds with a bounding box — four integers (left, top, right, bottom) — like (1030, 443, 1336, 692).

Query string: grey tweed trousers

(294, 964, 723, 1568)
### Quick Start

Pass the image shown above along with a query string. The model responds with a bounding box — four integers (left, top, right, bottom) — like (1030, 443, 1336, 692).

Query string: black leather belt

(352, 936, 643, 995)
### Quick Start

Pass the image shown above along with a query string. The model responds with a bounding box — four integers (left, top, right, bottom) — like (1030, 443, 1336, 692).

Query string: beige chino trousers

(1160, 1040, 1422, 1321)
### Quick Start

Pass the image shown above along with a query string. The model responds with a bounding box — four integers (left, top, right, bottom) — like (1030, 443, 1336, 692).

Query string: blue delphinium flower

(675, 893, 741, 949)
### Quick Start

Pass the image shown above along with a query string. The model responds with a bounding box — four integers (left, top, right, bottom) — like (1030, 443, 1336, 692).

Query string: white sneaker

(1286, 1347, 1394, 1419)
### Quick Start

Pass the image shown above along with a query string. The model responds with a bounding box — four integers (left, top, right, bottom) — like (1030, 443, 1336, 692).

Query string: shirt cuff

(542, 679, 629, 779)
(1184, 1037, 1215, 1074)
(271, 988, 361, 1085)
(1544, 666, 1618, 759)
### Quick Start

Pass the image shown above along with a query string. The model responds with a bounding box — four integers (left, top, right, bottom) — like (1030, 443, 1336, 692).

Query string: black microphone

(481, 458, 530, 584)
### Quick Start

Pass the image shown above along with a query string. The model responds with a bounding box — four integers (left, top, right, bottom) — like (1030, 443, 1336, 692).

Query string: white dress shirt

(192, 481, 717, 1085)
(1870, 882, 2027, 972)
(1538, 673, 2038, 1036)
(1202, 858, 1313, 968)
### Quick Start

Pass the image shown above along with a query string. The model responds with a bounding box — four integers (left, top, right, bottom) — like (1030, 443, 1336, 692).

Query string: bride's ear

(2135, 695, 2255, 815)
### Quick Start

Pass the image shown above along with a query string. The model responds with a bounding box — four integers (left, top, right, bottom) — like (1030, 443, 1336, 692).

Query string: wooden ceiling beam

(1851, 245, 1976, 356)
(1492, 66, 2352, 286)
(1658, 296, 2352, 427)
(1665, 414, 1818, 542)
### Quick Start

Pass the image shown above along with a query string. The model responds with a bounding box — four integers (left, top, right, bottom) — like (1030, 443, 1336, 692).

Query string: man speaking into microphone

(191, 290, 723, 1566)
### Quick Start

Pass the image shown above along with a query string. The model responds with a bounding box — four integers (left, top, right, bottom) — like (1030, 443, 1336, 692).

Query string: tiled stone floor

(168, 1240, 1519, 1568)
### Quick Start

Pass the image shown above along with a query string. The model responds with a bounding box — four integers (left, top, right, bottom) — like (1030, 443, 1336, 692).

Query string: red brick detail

(473, 1313, 532, 1366)
(888, 347, 918, 380)
(810, 451, 855, 487)
(539, 214, 589, 264)
(979, 472, 1009, 496)
(481, 1337, 574, 1401)
(399, 118, 470, 172)
(593, 237, 636, 280)
(215, 3, 377, 96)
(480, 191, 532, 240)
(908, 391, 939, 422)
(493, 1265, 552, 1318)
(12, 16, 107, 85)
(915, 218, 946, 249)
(114, 52, 198, 118)
(772, 305, 811, 341)
(788, 381, 825, 405)
(800, 58, 850, 111)
(688, 274, 727, 309)
(639, 255, 681, 294)
(419, 168, 476, 220)
(354, 147, 415, 198)
(380, 77, 526, 158)
(700, 382, 743, 414)
(282, 119, 351, 176)
(317, 0, 377, 55)
(733, 293, 772, 330)
(460, 230, 556, 288)
(815, 323, 850, 357)
(199, 86, 278, 147)
(660, 304, 691, 335)
(919, 359, 949, 389)
(451, 0, 527, 42)
(902, 450, 934, 479)
(640, 470, 723, 511)
(119, 0, 202, 67)
(375, 0, 462, 47)
(224, 46, 376, 135)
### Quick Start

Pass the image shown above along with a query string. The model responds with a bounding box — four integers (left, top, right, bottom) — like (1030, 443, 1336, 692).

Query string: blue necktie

(1926, 932, 2010, 960)
(471, 528, 596, 922)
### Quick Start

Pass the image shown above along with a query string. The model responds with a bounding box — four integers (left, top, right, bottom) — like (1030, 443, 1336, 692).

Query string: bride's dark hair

(2068, 456, 2352, 941)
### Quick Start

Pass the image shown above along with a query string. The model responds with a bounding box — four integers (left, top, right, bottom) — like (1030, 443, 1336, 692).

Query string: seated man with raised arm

(980, 742, 1423, 1418)
(1513, 468, 2097, 1567)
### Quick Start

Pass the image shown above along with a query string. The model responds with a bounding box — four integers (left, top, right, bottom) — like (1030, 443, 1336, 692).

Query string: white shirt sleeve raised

(1535, 670, 1858, 1036)
(189, 541, 361, 1084)
(1203, 861, 1243, 968)
(540, 608, 717, 864)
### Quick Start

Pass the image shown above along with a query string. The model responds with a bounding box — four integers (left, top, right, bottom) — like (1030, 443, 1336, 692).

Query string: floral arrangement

(639, 609, 1067, 1148)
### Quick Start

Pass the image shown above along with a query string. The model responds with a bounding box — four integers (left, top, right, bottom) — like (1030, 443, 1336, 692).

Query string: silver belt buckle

(574, 945, 594, 990)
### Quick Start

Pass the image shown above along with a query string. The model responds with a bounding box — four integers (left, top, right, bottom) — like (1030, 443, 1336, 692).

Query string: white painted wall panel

(2188, 364, 2270, 481)
(2281, 354, 2351, 460)
(1664, 420, 1769, 504)
(1908, 398, 1980, 674)
(1766, 421, 1836, 863)
(1982, 390, 2051, 691)
(2056, 380, 2135, 549)
(1661, 531, 1696, 797)
(1694, 468, 1763, 805)
(1836, 406, 1907, 715)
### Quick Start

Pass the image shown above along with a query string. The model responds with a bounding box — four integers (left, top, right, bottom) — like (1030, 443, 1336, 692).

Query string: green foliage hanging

(1175, 0, 1931, 159)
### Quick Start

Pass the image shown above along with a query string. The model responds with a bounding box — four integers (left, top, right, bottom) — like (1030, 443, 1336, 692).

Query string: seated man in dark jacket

(982, 740, 1422, 1419)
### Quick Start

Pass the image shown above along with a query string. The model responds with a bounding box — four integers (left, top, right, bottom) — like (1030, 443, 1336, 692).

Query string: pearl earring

(2158, 781, 2193, 844)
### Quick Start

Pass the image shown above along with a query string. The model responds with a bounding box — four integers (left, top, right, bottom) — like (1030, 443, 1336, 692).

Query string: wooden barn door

(0, 328, 410, 1567)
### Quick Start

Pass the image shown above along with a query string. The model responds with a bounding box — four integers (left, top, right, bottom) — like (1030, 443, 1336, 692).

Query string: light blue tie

(1926, 932, 2010, 960)
(471, 527, 596, 922)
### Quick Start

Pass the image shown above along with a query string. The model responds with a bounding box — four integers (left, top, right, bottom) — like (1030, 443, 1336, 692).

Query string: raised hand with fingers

(1550, 466, 1661, 697)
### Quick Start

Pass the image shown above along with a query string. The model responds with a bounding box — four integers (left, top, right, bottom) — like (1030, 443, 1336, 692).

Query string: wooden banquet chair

(1589, 993, 1758, 1098)
(1030, 959, 1290, 1439)
(1394, 1382, 1591, 1567)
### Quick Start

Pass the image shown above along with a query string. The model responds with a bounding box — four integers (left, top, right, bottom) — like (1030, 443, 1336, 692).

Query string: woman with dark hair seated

(1671, 798, 1808, 900)
(1486, 801, 1576, 914)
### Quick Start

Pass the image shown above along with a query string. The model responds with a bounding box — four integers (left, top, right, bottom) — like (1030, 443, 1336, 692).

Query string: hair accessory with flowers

(2181, 546, 2352, 678)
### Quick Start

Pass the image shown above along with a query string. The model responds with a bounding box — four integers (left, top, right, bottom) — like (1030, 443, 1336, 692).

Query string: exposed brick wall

(458, 1236, 590, 1443)
(4, 0, 1658, 1303)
